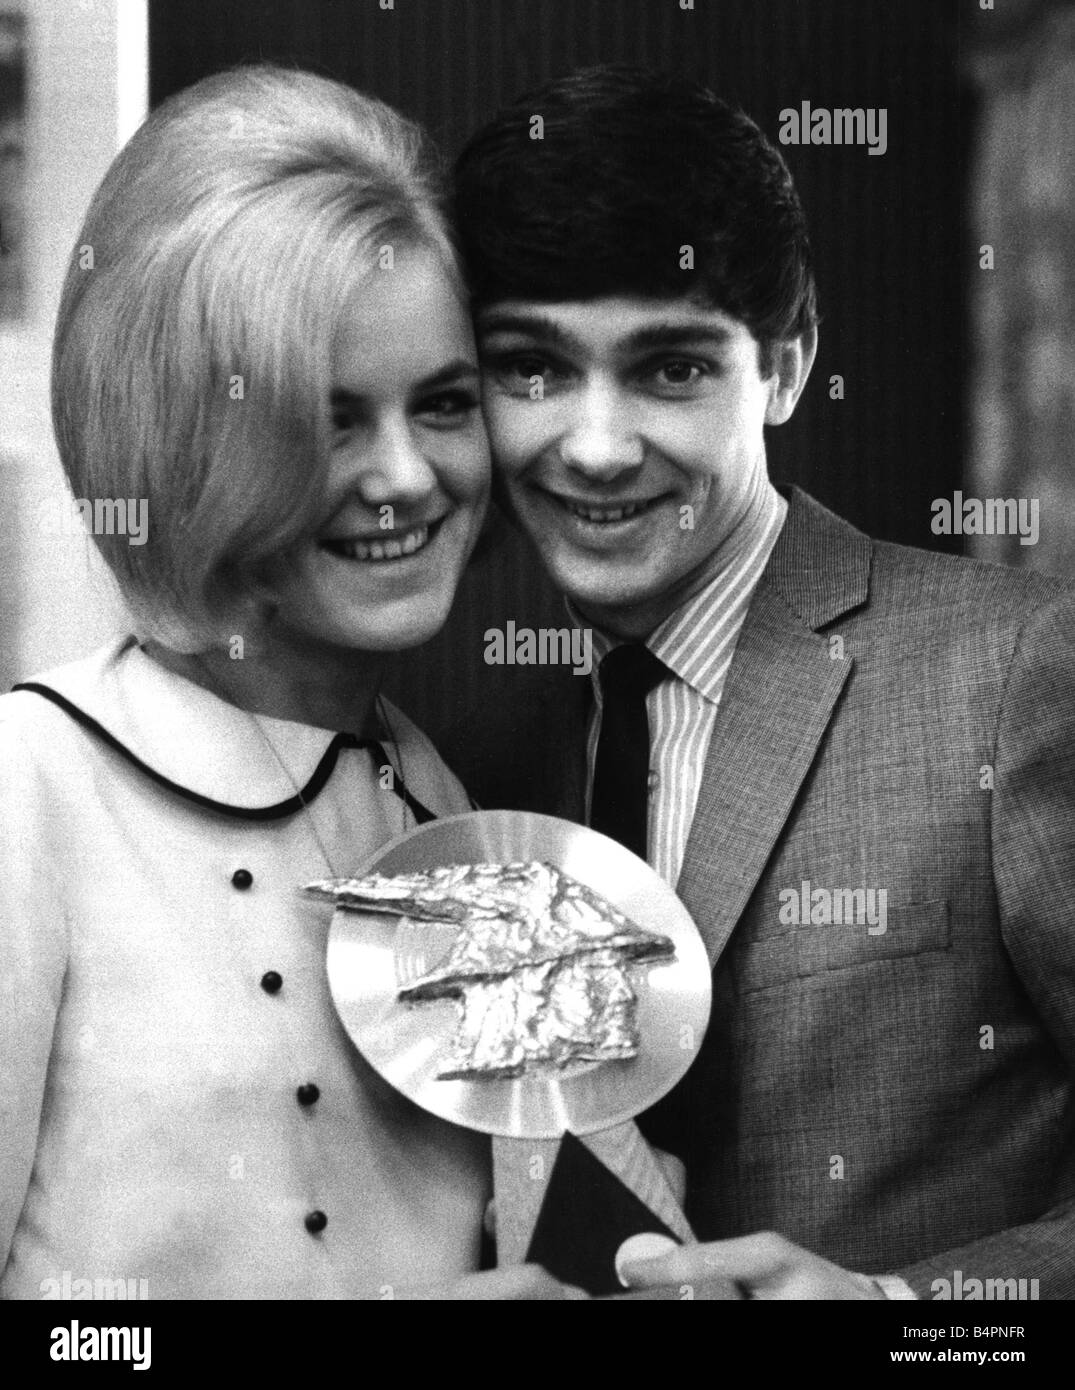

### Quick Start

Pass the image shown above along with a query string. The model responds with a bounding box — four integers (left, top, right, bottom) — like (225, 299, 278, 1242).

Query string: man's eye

(508, 355, 551, 380)
(653, 359, 707, 387)
(331, 404, 358, 433)
(483, 352, 561, 393)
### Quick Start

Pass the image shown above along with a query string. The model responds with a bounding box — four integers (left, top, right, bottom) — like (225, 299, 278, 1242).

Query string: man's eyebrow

(623, 323, 733, 352)
(476, 313, 578, 349)
(330, 360, 478, 400)
(476, 314, 734, 354)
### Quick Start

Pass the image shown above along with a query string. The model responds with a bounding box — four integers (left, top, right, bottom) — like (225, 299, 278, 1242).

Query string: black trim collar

(13, 682, 437, 825)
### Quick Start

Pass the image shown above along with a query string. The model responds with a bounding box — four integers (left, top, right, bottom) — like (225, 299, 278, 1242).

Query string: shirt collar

(573, 478, 788, 703)
(15, 635, 375, 814)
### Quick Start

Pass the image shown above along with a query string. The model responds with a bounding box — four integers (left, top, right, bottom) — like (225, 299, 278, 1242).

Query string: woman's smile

(318, 515, 445, 563)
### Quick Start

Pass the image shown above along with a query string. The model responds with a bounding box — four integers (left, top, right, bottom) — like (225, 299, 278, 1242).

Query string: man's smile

(531, 484, 673, 535)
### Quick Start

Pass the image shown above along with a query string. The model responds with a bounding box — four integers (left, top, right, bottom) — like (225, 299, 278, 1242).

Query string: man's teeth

(331, 525, 430, 561)
(562, 498, 653, 523)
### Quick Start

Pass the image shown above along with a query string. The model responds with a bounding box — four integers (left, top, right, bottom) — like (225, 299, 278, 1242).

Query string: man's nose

(358, 418, 438, 506)
(558, 383, 644, 481)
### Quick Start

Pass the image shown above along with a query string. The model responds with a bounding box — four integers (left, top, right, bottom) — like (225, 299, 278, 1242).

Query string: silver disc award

(317, 810, 713, 1295)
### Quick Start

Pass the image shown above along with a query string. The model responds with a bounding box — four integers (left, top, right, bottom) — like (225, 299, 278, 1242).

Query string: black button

(304, 1210, 327, 1234)
(231, 868, 254, 890)
(260, 971, 283, 995)
(296, 1083, 320, 1107)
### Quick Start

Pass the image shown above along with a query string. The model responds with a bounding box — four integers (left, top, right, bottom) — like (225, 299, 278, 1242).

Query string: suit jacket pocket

(732, 899, 951, 995)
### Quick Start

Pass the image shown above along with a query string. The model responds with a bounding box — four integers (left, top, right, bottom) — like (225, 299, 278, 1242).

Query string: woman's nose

(356, 419, 439, 505)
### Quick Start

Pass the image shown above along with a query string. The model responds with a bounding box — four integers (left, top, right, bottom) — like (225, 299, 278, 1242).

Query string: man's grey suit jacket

(443, 486, 1075, 1296)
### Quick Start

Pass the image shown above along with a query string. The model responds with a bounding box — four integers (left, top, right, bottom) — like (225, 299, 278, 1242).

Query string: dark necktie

(590, 644, 668, 861)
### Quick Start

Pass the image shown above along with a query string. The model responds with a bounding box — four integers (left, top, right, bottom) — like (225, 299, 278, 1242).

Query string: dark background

(149, 0, 973, 760)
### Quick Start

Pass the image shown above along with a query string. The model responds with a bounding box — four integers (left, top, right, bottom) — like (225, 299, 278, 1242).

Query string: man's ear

(764, 326, 818, 426)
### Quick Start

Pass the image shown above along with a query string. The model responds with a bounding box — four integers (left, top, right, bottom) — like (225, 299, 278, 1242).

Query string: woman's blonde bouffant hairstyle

(52, 64, 460, 650)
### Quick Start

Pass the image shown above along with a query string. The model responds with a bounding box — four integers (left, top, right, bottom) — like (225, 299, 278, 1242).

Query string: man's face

(477, 296, 792, 637)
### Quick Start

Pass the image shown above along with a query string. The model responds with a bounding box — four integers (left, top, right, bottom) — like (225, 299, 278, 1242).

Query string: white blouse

(0, 636, 489, 1300)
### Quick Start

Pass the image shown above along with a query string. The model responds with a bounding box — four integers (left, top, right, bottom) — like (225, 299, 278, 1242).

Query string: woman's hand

(406, 1265, 590, 1300)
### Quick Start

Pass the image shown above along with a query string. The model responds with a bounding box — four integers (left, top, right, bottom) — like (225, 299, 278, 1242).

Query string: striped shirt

(580, 481, 787, 888)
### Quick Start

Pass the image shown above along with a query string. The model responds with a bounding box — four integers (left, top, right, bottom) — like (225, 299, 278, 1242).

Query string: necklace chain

(195, 653, 412, 1288)
(189, 651, 411, 876)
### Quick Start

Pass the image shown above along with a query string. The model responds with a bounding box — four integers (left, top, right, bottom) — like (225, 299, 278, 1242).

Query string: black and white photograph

(0, 0, 1073, 1362)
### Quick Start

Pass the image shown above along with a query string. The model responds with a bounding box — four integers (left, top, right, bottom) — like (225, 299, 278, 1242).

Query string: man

(450, 66, 1075, 1298)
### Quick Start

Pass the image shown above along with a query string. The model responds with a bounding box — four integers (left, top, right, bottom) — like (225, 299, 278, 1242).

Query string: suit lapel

(676, 489, 872, 968)
(493, 490, 871, 1265)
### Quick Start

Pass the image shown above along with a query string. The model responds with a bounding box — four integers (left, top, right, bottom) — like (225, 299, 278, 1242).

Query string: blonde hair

(52, 64, 459, 648)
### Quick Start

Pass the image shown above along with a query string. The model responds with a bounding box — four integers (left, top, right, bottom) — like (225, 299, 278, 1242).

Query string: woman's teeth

(327, 524, 431, 562)
(563, 498, 654, 524)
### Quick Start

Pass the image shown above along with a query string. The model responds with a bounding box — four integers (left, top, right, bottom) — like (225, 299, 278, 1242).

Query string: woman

(0, 65, 564, 1300)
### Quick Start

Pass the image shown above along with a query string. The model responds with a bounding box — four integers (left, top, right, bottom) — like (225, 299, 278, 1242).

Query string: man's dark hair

(454, 65, 819, 373)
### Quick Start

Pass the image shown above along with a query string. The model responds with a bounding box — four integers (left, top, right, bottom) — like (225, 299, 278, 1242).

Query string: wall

(0, 0, 146, 690)
(147, 0, 972, 757)
(966, 0, 1075, 579)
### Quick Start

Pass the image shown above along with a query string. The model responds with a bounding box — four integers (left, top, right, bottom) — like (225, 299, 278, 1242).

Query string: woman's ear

(765, 326, 819, 426)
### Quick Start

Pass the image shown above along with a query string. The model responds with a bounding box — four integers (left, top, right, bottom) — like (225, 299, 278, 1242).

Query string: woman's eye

(330, 396, 365, 434)
(417, 389, 479, 421)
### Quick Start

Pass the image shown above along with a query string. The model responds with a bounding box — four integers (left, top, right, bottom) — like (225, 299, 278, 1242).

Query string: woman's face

(271, 247, 490, 654)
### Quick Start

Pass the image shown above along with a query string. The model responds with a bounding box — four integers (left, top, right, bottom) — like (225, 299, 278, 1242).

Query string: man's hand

(620, 1231, 886, 1300)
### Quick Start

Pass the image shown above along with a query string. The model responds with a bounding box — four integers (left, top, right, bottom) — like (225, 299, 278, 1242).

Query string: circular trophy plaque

(325, 810, 711, 1139)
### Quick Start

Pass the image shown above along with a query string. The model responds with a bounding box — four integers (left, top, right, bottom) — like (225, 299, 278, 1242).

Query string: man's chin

(555, 577, 666, 627)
